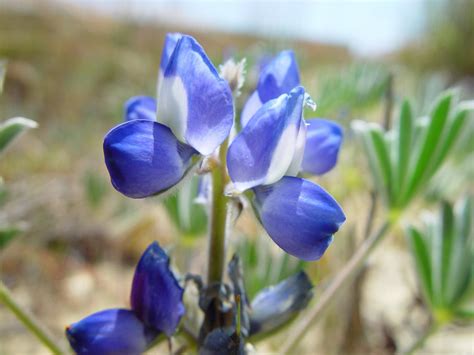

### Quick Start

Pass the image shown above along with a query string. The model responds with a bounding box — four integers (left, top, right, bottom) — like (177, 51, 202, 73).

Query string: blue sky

(56, 0, 429, 56)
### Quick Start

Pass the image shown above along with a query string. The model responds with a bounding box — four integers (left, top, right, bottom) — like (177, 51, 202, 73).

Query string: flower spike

(253, 176, 345, 261)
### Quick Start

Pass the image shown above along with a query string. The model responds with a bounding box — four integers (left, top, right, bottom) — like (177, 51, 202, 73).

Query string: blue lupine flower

(241, 50, 343, 177)
(241, 50, 300, 127)
(66, 242, 184, 354)
(302, 118, 343, 175)
(104, 33, 234, 198)
(227, 87, 345, 261)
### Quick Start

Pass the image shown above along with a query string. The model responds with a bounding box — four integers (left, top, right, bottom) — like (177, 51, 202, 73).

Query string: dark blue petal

(250, 271, 313, 336)
(302, 119, 343, 175)
(253, 176, 345, 261)
(131, 241, 185, 337)
(257, 50, 300, 103)
(160, 33, 183, 72)
(124, 96, 157, 122)
(227, 86, 305, 191)
(103, 120, 197, 199)
(66, 308, 158, 355)
(157, 35, 234, 155)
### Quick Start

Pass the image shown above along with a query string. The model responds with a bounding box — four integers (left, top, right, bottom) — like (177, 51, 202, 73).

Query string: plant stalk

(281, 221, 392, 353)
(0, 280, 65, 354)
(206, 137, 230, 286)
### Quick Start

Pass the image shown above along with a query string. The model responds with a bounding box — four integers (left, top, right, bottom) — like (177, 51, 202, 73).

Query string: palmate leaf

(400, 93, 453, 205)
(407, 198, 473, 319)
(0, 117, 38, 154)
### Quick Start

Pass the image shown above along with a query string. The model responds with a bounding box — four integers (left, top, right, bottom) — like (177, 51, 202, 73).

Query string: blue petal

(160, 33, 183, 72)
(240, 90, 263, 128)
(302, 119, 343, 175)
(257, 50, 300, 103)
(253, 176, 345, 261)
(131, 241, 185, 337)
(250, 272, 313, 336)
(157, 35, 234, 155)
(103, 120, 197, 199)
(66, 308, 157, 355)
(227, 86, 305, 191)
(124, 96, 156, 122)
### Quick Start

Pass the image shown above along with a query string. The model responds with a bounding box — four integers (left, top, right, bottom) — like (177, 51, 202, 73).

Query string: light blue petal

(124, 96, 156, 122)
(66, 308, 157, 355)
(160, 33, 183, 72)
(103, 120, 197, 199)
(131, 242, 185, 337)
(157, 35, 234, 155)
(240, 91, 263, 127)
(250, 272, 313, 336)
(257, 50, 300, 103)
(253, 176, 345, 261)
(227, 86, 305, 191)
(302, 119, 343, 175)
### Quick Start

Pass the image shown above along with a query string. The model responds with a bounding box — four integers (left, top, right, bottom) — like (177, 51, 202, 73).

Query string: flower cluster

(66, 242, 184, 354)
(103, 33, 345, 261)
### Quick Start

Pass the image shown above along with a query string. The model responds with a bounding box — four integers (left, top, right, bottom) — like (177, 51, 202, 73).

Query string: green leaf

(402, 93, 453, 205)
(0, 117, 38, 154)
(407, 226, 433, 304)
(394, 100, 413, 204)
(428, 106, 471, 178)
(368, 127, 393, 202)
(439, 202, 455, 304)
(0, 226, 21, 249)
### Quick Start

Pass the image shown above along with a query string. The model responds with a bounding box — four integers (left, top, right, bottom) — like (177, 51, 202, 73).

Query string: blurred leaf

(0, 117, 38, 154)
(83, 170, 108, 209)
(406, 197, 473, 320)
(0, 225, 21, 249)
(394, 100, 413, 197)
(163, 175, 207, 237)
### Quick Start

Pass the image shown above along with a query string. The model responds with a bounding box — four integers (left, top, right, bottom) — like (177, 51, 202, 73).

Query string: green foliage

(83, 170, 108, 209)
(238, 237, 305, 299)
(163, 176, 207, 237)
(0, 225, 21, 250)
(406, 198, 473, 322)
(313, 64, 390, 117)
(353, 91, 473, 209)
(0, 117, 38, 154)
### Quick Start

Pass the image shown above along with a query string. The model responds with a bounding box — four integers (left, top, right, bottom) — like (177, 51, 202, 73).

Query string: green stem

(280, 221, 392, 353)
(206, 138, 230, 285)
(403, 321, 439, 355)
(0, 280, 65, 354)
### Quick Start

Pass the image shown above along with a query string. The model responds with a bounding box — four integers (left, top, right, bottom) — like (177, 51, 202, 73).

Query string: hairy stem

(281, 221, 392, 353)
(206, 137, 230, 285)
(0, 280, 65, 354)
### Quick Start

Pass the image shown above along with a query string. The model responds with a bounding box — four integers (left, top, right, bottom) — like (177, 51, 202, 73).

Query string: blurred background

(0, 0, 472, 354)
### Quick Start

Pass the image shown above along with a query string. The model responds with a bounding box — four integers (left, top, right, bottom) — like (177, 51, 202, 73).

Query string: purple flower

(66, 242, 184, 354)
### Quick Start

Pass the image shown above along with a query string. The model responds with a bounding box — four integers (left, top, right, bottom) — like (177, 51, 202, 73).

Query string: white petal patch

(156, 74, 188, 143)
(263, 123, 299, 185)
(286, 120, 307, 176)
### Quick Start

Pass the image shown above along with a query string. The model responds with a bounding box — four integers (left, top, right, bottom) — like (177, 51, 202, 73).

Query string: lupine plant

(1, 32, 472, 355)
(404, 198, 473, 354)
